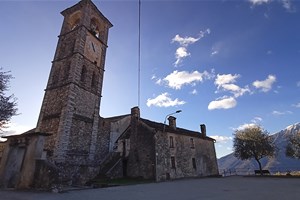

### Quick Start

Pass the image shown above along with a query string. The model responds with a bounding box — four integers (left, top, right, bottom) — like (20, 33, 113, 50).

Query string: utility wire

(138, 0, 141, 108)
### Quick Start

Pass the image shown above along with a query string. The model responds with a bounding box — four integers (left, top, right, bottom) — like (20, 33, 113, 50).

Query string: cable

(138, 0, 141, 108)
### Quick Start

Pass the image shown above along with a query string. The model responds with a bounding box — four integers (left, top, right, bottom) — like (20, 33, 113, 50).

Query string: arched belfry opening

(68, 11, 82, 31)
(90, 17, 100, 38)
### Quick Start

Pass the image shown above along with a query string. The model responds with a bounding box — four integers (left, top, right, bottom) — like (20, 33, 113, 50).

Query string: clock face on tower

(84, 34, 102, 66)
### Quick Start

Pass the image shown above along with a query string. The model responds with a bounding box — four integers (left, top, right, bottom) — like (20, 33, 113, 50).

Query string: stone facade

(0, 141, 6, 163)
(35, 0, 112, 165)
(104, 107, 219, 181)
(0, 0, 218, 189)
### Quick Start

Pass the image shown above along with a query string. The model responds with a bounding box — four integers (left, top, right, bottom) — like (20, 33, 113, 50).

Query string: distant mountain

(218, 123, 300, 175)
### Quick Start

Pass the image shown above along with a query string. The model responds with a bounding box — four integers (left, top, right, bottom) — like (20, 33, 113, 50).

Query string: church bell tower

(36, 0, 112, 163)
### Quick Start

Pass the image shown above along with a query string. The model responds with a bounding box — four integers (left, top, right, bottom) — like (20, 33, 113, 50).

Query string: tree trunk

(255, 158, 263, 175)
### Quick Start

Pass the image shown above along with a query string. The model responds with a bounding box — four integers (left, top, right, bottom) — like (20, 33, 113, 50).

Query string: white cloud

(190, 89, 197, 95)
(163, 70, 214, 90)
(208, 96, 237, 110)
(211, 50, 218, 56)
(146, 93, 186, 107)
(272, 110, 293, 116)
(293, 103, 300, 108)
(172, 35, 200, 47)
(155, 78, 162, 85)
(251, 116, 263, 123)
(249, 0, 271, 5)
(215, 74, 240, 87)
(214, 74, 250, 97)
(252, 75, 276, 92)
(210, 135, 233, 143)
(172, 29, 210, 66)
(249, 0, 295, 12)
(174, 47, 190, 66)
(236, 123, 259, 130)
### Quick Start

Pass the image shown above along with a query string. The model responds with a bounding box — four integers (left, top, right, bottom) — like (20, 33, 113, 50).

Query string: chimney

(168, 116, 177, 130)
(131, 106, 140, 119)
(200, 124, 206, 138)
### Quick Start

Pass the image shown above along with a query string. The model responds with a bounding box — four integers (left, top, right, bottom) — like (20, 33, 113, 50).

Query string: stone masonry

(0, 0, 219, 189)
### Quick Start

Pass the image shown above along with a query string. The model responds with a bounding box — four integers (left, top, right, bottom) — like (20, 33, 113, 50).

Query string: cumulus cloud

(172, 35, 200, 47)
(146, 93, 186, 107)
(214, 74, 250, 97)
(215, 74, 240, 87)
(235, 123, 260, 131)
(252, 75, 276, 92)
(172, 29, 210, 66)
(210, 135, 233, 143)
(174, 47, 190, 66)
(208, 96, 237, 110)
(162, 70, 214, 90)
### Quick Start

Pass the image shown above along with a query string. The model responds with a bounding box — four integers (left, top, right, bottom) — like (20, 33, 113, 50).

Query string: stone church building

(0, 0, 218, 189)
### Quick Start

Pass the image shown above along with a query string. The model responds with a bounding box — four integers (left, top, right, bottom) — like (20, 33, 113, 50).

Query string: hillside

(218, 123, 300, 175)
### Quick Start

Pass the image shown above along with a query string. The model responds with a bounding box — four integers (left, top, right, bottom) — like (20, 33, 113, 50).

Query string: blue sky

(1, 0, 300, 158)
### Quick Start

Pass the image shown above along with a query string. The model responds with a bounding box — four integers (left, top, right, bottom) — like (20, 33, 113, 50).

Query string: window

(190, 138, 195, 148)
(52, 67, 60, 84)
(169, 136, 174, 148)
(63, 63, 70, 80)
(81, 65, 87, 82)
(71, 19, 80, 30)
(91, 72, 97, 88)
(192, 158, 197, 169)
(171, 156, 176, 168)
(90, 18, 100, 38)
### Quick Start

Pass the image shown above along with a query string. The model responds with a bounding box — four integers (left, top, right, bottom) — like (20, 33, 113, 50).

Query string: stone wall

(127, 119, 156, 180)
(155, 131, 218, 181)
(0, 134, 46, 189)
(109, 116, 131, 151)
(0, 142, 7, 163)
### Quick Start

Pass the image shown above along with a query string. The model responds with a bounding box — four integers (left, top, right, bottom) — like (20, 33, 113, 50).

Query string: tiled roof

(140, 118, 215, 141)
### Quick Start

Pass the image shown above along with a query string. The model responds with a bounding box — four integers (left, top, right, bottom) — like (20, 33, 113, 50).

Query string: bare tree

(233, 126, 275, 175)
(0, 68, 18, 131)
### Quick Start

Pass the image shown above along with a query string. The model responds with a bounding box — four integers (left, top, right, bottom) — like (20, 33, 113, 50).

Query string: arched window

(69, 11, 81, 31)
(91, 72, 97, 88)
(63, 63, 70, 80)
(71, 19, 80, 30)
(90, 18, 100, 38)
(52, 67, 60, 84)
(81, 65, 87, 82)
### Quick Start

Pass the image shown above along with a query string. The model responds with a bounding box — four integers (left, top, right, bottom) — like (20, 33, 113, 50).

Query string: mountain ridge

(218, 122, 300, 175)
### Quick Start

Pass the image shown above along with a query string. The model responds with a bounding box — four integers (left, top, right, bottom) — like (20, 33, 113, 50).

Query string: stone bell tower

(36, 0, 112, 164)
